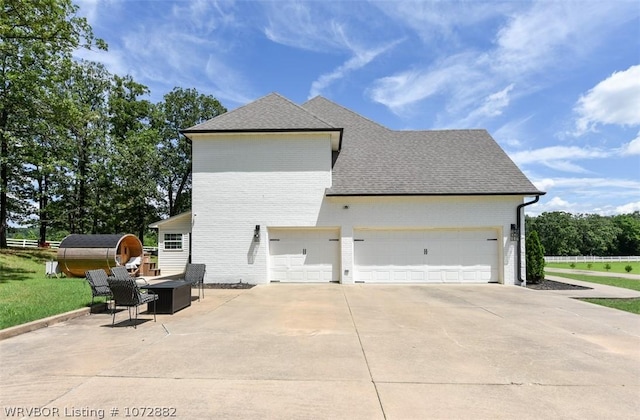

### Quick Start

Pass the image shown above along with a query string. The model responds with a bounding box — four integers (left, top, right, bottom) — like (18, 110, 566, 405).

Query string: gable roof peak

(302, 95, 390, 133)
(183, 92, 336, 133)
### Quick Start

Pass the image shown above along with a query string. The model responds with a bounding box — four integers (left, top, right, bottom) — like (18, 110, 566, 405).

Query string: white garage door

(354, 229, 498, 283)
(269, 228, 340, 282)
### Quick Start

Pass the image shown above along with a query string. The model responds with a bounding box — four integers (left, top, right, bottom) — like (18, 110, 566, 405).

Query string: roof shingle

(185, 93, 544, 196)
(184, 92, 335, 132)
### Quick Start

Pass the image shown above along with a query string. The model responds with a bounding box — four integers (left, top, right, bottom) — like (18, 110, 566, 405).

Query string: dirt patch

(527, 279, 592, 290)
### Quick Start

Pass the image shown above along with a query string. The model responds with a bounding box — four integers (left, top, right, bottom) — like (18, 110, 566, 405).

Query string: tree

(532, 211, 580, 255)
(152, 88, 226, 217)
(576, 214, 620, 256)
(613, 212, 640, 255)
(45, 60, 112, 238)
(0, 0, 105, 247)
(526, 230, 545, 283)
(107, 75, 160, 242)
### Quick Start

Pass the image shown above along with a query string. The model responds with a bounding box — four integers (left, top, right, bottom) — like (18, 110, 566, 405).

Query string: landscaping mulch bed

(202, 283, 255, 289)
(527, 279, 591, 290)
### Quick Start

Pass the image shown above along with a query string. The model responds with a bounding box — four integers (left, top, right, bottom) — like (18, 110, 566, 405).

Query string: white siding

(192, 132, 333, 283)
(191, 132, 526, 285)
(317, 196, 522, 285)
(156, 213, 191, 276)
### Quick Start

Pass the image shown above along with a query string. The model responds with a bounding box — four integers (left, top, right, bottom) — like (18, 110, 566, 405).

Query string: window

(164, 233, 183, 250)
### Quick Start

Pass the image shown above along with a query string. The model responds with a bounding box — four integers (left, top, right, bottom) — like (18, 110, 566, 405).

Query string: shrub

(625, 265, 633, 273)
(604, 263, 611, 272)
(570, 262, 576, 269)
(587, 263, 592, 270)
(526, 230, 545, 284)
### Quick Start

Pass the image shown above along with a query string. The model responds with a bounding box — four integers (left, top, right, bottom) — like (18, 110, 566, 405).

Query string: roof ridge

(184, 92, 337, 132)
(272, 93, 338, 129)
(397, 128, 487, 134)
(303, 96, 390, 132)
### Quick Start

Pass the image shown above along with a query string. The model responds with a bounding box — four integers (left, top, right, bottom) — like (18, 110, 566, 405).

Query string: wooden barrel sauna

(57, 234, 144, 278)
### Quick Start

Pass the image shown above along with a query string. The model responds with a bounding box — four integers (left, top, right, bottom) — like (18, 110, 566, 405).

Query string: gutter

(516, 195, 542, 287)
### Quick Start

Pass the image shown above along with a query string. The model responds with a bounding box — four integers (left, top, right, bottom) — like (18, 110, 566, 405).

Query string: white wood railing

(6, 238, 62, 249)
(6, 238, 157, 252)
(545, 256, 640, 263)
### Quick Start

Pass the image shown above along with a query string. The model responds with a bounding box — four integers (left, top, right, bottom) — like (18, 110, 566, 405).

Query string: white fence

(6, 238, 62, 249)
(6, 238, 157, 253)
(545, 256, 640, 263)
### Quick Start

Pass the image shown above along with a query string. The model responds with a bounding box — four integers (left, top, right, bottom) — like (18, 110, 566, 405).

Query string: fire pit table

(141, 281, 191, 314)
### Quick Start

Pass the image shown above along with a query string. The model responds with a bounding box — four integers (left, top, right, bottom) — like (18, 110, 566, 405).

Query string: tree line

(526, 211, 640, 256)
(1, 0, 226, 247)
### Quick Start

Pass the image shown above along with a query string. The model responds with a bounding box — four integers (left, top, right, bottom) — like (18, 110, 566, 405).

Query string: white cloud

(262, 2, 401, 99)
(373, 1, 513, 42)
(509, 146, 611, 173)
(368, 52, 485, 114)
(263, 4, 346, 52)
(616, 201, 640, 214)
(204, 56, 253, 105)
(574, 65, 640, 135)
(622, 132, 640, 156)
(531, 176, 640, 193)
(493, 115, 534, 148)
(457, 84, 514, 127)
(528, 195, 640, 216)
(369, 1, 638, 126)
(547, 196, 573, 209)
(309, 39, 402, 99)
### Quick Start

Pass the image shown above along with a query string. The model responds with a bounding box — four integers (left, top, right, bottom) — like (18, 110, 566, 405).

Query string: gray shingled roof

(184, 92, 336, 132)
(185, 93, 543, 196)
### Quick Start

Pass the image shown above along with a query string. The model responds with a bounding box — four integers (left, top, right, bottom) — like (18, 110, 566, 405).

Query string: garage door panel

(355, 229, 498, 283)
(269, 229, 340, 283)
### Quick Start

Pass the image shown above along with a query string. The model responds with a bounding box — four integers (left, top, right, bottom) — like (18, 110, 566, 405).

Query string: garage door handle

(302, 248, 307, 255)
(424, 249, 428, 255)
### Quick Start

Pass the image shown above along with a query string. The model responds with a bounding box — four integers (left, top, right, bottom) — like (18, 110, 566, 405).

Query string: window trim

(163, 233, 183, 251)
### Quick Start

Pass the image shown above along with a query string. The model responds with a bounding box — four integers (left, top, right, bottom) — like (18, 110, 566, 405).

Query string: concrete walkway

(1, 284, 639, 419)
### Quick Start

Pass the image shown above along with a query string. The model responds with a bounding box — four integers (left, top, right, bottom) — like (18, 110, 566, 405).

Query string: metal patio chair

(111, 265, 148, 286)
(107, 277, 158, 328)
(179, 263, 206, 301)
(85, 269, 112, 313)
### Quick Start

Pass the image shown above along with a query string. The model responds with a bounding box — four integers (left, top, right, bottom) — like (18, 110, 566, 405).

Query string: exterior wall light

(254, 225, 261, 242)
(510, 224, 519, 241)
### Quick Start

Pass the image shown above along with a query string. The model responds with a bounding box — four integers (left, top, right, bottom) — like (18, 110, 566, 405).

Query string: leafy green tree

(526, 230, 545, 283)
(48, 60, 112, 236)
(107, 75, 161, 242)
(532, 212, 580, 255)
(576, 214, 620, 256)
(613, 213, 640, 255)
(0, 0, 105, 247)
(152, 87, 226, 216)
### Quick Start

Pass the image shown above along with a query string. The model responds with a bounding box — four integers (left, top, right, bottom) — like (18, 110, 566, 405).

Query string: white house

(155, 93, 544, 285)
(148, 211, 191, 276)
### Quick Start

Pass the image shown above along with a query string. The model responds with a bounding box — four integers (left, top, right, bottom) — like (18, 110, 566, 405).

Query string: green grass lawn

(579, 298, 640, 314)
(546, 261, 639, 274)
(548, 271, 640, 314)
(0, 249, 99, 330)
(546, 272, 640, 291)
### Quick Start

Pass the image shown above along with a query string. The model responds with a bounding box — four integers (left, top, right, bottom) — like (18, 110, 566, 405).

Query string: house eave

(181, 128, 343, 151)
(325, 191, 546, 197)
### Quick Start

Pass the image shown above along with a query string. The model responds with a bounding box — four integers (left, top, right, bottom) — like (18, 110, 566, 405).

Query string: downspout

(516, 195, 541, 287)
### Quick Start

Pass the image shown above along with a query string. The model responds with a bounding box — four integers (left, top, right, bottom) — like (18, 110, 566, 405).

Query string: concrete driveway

(1, 284, 639, 419)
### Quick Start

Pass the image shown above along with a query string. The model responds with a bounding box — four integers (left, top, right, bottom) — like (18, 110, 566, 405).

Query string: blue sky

(74, 0, 640, 216)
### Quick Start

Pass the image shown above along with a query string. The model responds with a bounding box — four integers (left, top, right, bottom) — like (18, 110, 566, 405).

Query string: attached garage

(354, 229, 499, 283)
(268, 228, 341, 282)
